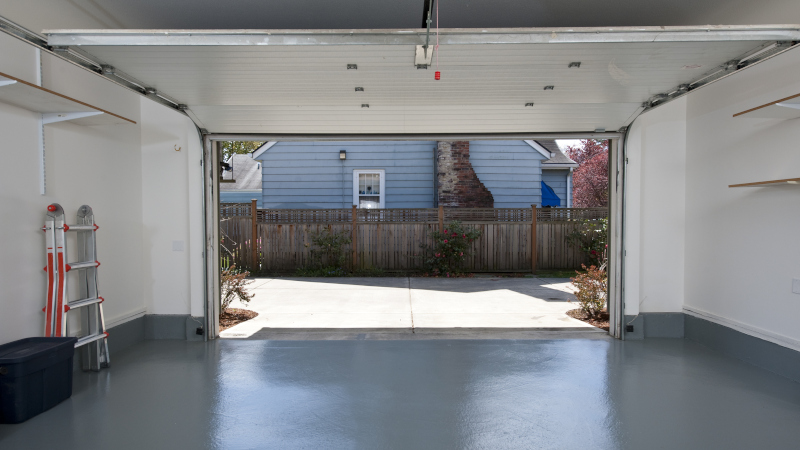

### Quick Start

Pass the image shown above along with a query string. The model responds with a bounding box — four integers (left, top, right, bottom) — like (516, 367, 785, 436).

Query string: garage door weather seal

(44, 25, 800, 47)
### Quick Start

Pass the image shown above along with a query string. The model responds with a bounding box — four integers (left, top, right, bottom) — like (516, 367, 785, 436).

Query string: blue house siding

(469, 140, 548, 208)
(257, 141, 436, 209)
(541, 170, 570, 207)
(220, 191, 263, 207)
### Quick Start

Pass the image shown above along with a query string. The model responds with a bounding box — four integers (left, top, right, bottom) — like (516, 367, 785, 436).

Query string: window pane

(355, 172, 382, 208)
(365, 174, 374, 194)
(359, 196, 380, 209)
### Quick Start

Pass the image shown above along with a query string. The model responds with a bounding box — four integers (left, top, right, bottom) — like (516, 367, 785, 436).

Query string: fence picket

(220, 206, 606, 273)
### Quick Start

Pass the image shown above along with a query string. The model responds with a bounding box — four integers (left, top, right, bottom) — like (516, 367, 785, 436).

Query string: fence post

(438, 205, 444, 232)
(531, 204, 537, 274)
(351, 205, 358, 270)
(250, 199, 258, 272)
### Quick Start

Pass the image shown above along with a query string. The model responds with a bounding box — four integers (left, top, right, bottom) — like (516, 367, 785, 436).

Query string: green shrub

(295, 266, 349, 277)
(421, 221, 482, 276)
(353, 266, 385, 277)
(297, 227, 352, 276)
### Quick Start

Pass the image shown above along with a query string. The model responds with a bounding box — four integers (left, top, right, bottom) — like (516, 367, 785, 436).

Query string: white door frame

(608, 137, 625, 339)
(202, 132, 626, 339)
(203, 137, 221, 339)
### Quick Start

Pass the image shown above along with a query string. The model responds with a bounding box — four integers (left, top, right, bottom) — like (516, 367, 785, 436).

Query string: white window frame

(353, 169, 386, 208)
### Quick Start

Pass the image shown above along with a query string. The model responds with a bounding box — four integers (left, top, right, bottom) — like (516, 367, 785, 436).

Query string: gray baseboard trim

(644, 313, 684, 338)
(101, 314, 202, 348)
(185, 316, 206, 341)
(73, 315, 145, 372)
(685, 314, 800, 383)
(107, 315, 145, 353)
(144, 314, 204, 340)
(624, 312, 684, 340)
(623, 315, 644, 340)
(73, 314, 205, 372)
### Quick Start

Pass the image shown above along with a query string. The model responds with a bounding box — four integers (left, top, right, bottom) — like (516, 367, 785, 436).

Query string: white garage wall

(624, 97, 687, 315)
(0, 32, 39, 82)
(0, 34, 204, 345)
(0, 47, 145, 343)
(140, 99, 205, 317)
(683, 47, 800, 350)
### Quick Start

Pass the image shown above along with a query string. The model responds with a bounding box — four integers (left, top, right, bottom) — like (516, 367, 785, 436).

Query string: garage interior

(1, 1, 800, 448)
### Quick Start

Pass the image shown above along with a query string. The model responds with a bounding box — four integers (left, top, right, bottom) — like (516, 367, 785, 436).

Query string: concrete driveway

(221, 277, 604, 338)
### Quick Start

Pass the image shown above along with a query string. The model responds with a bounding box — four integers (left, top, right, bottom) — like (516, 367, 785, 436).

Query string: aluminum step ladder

(43, 203, 110, 371)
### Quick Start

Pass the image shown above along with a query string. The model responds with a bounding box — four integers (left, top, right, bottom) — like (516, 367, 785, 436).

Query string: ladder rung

(75, 332, 108, 348)
(68, 296, 103, 309)
(66, 260, 100, 271)
(63, 224, 98, 232)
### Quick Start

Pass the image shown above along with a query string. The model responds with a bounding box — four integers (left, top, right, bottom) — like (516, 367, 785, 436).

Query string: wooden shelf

(729, 178, 800, 188)
(733, 93, 800, 119)
(0, 71, 136, 126)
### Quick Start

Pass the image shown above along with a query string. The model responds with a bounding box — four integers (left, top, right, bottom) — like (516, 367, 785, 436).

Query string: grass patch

(247, 269, 586, 278)
(291, 266, 409, 277)
(535, 269, 584, 278)
(295, 266, 349, 277)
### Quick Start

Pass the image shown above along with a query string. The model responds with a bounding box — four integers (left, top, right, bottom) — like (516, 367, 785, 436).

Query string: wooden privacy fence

(220, 201, 608, 273)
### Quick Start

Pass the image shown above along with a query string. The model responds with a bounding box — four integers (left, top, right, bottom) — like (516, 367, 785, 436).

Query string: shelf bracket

(37, 112, 104, 195)
(775, 100, 800, 111)
(38, 116, 45, 195)
(42, 111, 104, 124)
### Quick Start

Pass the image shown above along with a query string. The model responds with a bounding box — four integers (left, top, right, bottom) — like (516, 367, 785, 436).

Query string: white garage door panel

(189, 103, 638, 134)
(45, 27, 798, 133)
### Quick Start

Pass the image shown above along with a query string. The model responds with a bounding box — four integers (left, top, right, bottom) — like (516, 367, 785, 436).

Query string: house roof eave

(252, 141, 278, 159)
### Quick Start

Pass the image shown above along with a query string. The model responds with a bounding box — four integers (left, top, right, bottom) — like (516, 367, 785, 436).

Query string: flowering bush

(571, 264, 607, 318)
(422, 221, 482, 276)
(565, 217, 607, 267)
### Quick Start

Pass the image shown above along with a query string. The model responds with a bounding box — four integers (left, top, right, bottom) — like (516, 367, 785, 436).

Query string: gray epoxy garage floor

(2, 338, 800, 449)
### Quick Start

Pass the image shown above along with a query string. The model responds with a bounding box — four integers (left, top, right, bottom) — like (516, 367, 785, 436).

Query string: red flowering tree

(565, 140, 609, 207)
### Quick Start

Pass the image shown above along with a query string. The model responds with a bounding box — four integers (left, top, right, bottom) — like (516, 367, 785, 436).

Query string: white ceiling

(3, 0, 800, 31)
(43, 28, 795, 134)
(3, 1, 800, 134)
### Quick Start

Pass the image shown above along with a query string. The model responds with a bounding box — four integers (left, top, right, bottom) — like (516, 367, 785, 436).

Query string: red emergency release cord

(435, 0, 440, 80)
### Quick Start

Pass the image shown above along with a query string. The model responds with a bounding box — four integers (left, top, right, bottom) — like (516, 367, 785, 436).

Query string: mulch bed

(219, 308, 258, 331)
(566, 309, 610, 331)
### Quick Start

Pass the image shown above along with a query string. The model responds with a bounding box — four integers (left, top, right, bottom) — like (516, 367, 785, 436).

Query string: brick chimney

(436, 141, 494, 207)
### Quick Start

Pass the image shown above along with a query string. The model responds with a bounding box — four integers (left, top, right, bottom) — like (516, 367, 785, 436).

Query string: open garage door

(44, 26, 799, 134)
(41, 26, 800, 339)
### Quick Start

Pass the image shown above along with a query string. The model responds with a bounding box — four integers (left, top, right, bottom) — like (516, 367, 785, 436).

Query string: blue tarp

(541, 181, 561, 207)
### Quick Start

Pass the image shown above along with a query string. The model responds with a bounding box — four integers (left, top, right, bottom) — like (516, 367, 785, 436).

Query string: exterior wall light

(339, 150, 347, 160)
